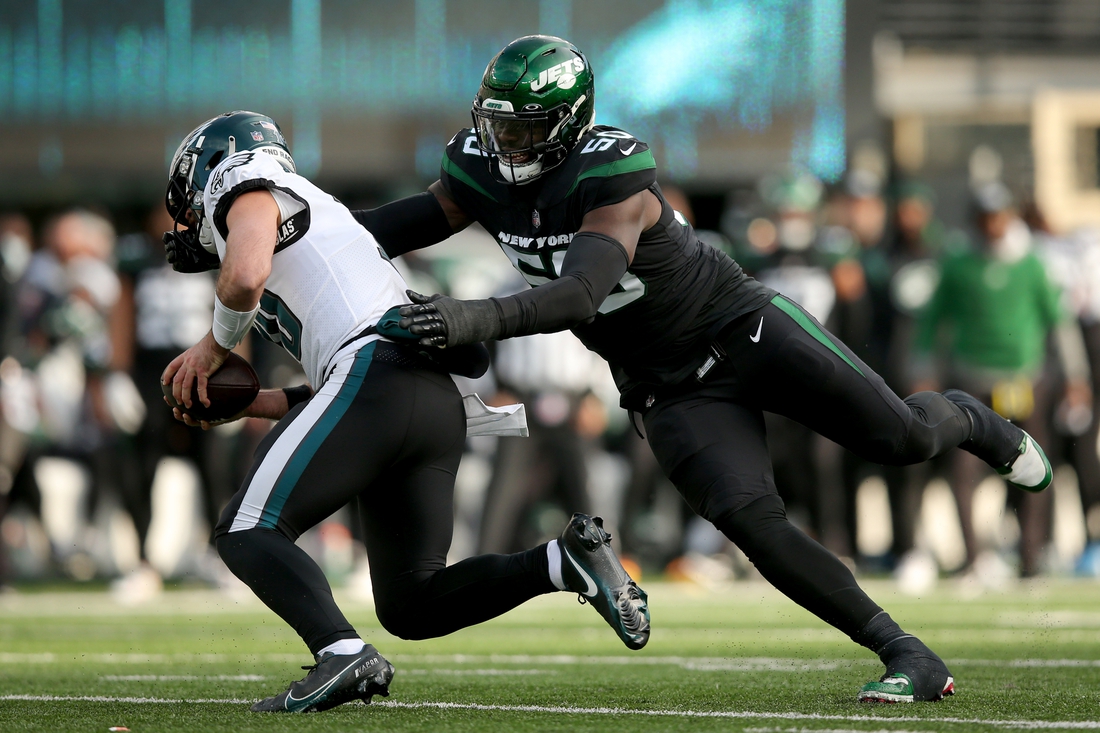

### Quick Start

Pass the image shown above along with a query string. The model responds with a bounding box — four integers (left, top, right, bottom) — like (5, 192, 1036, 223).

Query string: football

(161, 351, 260, 422)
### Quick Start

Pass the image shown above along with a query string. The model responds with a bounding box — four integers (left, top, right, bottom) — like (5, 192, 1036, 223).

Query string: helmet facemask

(164, 144, 213, 255)
(474, 99, 571, 184)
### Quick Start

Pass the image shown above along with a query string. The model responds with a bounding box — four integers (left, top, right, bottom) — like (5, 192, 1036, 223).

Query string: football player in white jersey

(160, 111, 649, 714)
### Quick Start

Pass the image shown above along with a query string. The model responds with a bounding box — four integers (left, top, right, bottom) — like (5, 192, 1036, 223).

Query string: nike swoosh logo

(563, 548, 598, 597)
(285, 657, 365, 709)
(750, 316, 763, 343)
(620, 143, 637, 156)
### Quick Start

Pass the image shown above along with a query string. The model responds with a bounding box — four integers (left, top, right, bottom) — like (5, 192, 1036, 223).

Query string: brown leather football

(162, 351, 260, 422)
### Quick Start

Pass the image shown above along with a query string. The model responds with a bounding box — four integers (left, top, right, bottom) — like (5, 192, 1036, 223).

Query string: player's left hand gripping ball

(162, 351, 260, 423)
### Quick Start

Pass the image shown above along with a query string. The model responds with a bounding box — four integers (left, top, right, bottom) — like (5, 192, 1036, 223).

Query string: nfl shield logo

(251, 131, 264, 141)
(531, 210, 541, 229)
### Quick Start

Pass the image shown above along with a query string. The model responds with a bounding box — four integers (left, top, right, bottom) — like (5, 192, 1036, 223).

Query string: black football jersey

(440, 125, 774, 399)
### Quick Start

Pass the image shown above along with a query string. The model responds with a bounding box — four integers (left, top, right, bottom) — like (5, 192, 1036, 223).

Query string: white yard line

(2, 694, 1099, 729)
(401, 669, 553, 676)
(5, 652, 1100, 670)
(101, 675, 267, 682)
(0, 694, 252, 704)
(374, 701, 1100, 729)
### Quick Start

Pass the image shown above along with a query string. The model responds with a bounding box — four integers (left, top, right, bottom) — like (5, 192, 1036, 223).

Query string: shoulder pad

(206, 150, 288, 203)
(574, 126, 649, 163)
(440, 128, 502, 203)
(207, 151, 296, 241)
(541, 126, 656, 204)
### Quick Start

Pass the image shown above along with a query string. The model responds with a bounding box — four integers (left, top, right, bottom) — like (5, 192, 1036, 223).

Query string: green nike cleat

(997, 432, 1053, 493)
(858, 672, 955, 703)
(557, 513, 650, 650)
(251, 644, 393, 713)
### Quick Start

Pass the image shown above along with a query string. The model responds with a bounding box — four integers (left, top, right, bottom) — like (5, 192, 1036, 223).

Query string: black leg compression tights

(368, 543, 554, 641)
(215, 355, 556, 657)
(714, 494, 906, 654)
(218, 529, 554, 653)
(217, 530, 357, 653)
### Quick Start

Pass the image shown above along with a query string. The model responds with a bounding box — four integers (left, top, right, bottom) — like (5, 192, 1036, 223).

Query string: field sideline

(1, 579, 1099, 732)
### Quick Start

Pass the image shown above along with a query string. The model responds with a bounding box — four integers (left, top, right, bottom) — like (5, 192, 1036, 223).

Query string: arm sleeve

(491, 231, 630, 338)
(350, 192, 454, 258)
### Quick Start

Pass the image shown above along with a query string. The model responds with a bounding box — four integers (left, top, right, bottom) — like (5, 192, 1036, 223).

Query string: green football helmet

(472, 35, 595, 184)
(165, 110, 294, 254)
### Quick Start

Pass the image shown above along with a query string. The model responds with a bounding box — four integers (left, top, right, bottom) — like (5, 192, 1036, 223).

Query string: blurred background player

(111, 206, 232, 599)
(913, 182, 1090, 577)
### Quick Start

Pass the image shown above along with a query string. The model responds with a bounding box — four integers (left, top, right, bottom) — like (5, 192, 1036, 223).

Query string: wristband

(212, 294, 259, 350)
(282, 385, 313, 410)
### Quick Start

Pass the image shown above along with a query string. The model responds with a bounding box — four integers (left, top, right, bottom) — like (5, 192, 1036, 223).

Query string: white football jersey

(203, 149, 408, 387)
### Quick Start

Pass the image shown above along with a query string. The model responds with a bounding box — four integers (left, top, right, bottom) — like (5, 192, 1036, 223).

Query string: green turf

(1, 579, 1099, 731)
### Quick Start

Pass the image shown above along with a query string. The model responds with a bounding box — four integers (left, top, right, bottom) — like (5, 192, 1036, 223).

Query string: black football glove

(397, 290, 502, 347)
(163, 230, 220, 274)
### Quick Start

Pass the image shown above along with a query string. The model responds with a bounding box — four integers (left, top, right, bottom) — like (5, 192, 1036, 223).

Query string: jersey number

(255, 290, 303, 360)
(580, 129, 634, 155)
(500, 246, 647, 315)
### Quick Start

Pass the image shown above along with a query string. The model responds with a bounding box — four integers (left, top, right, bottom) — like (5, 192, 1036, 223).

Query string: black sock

(943, 389, 1023, 468)
(851, 610, 908, 655)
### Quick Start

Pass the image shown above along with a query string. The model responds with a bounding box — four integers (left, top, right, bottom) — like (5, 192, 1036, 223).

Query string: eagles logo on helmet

(471, 35, 595, 185)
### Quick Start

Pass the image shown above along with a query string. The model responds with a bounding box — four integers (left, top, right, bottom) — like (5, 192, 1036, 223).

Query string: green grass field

(1, 579, 1099, 732)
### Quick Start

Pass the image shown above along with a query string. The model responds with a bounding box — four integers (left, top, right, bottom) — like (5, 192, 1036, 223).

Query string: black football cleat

(558, 513, 650, 650)
(251, 644, 394, 713)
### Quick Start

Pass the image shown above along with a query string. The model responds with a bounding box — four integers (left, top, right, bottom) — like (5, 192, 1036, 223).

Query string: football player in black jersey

(355, 36, 1054, 703)
(334, 35, 1047, 704)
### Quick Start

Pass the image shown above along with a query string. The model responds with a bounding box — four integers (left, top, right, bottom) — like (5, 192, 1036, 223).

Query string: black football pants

(214, 342, 554, 656)
(643, 294, 970, 642)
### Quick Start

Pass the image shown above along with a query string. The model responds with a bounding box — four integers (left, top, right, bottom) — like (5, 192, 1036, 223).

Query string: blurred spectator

(822, 170, 896, 563)
(111, 206, 229, 598)
(0, 213, 34, 586)
(880, 181, 963, 576)
(1027, 205, 1100, 569)
(9, 210, 123, 579)
(478, 326, 605, 554)
(914, 183, 1091, 577)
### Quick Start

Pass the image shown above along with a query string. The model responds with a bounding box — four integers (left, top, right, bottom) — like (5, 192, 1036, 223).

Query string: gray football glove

(397, 290, 502, 347)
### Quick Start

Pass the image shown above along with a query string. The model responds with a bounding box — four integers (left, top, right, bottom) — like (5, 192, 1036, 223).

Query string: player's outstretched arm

(162, 190, 280, 410)
(398, 189, 660, 347)
(350, 181, 471, 258)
